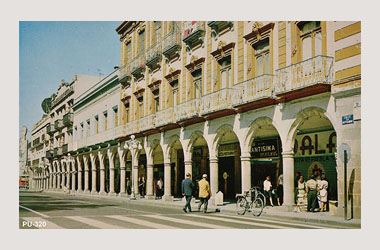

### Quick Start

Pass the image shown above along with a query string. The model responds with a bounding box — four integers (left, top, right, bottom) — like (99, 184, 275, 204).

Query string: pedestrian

(198, 174, 211, 213)
(157, 177, 164, 199)
(319, 175, 328, 212)
(126, 177, 131, 195)
(138, 177, 145, 198)
(294, 171, 301, 202)
(263, 176, 274, 207)
(306, 175, 319, 212)
(277, 173, 284, 205)
(182, 173, 194, 213)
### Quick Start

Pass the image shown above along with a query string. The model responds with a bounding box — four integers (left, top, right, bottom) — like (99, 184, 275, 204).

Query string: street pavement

(19, 191, 360, 229)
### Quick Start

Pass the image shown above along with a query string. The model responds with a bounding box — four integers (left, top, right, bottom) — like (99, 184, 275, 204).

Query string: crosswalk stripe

(143, 214, 231, 229)
(19, 205, 49, 218)
(186, 214, 290, 229)
(22, 217, 63, 229)
(212, 213, 326, 229)
(106, 215, 178, 229)
(66, 216, 124, 229)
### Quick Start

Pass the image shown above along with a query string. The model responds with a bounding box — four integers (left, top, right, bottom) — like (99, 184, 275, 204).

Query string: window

(254, 39, 270, 76)
(172, 80, 179, 106)
(113, 106, 118, 127)
(154, 91, 159, 113)
(139, 100, 144, 118)
(126, 42, 132, 63)
(104, 111, 108, 131)
(220, 56, 231, 88)
(139, 30, 145, 54)
(192, 69, 202, 99)
(95, 116, 99, 134)
(74, 126, 77, 140)
(154, 21, 161, 43)
(299, 21, 322, 60)
(86, 120, 90, 136)
(125, 103, 130, 123)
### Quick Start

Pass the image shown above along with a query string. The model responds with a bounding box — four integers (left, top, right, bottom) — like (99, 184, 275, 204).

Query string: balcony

(145, 42, 162, 70)
(62, 144, 68, 154)
(125, 119, 140, 136)
(139, 114, 156, 132)
(275, 55, 334, 100)
(233, 74, 276, 111)
(175, 98, 201, 123)
(47, 123, 55, 135)
(54, 119, 64, 130)
(200, 88, 237, 118)
(155, 107, 176, 129)
(130, 53, 146, 79)
(63, 113, 73, 126)
(53, 147, 62, 157)
(208, 21, 233, 39)
(162, 27, 181, 60)
(46, 150, 53, 159)
(183, 21, 205, 51)
(119, 63, 132, 88)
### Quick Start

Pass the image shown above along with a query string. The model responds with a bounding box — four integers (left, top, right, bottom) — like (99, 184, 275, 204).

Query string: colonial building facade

(29, 21, 361, 219)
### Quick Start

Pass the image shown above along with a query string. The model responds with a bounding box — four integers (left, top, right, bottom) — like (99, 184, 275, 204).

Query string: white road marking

(212, 213, 327, 229)
(66, 216, 125, 229)
(107, 215, 178, 229)
(114, 206, 155, 214)
(21, 217, 63, 229)
(143, 214, 231, 229)
(19, 205, 49, 218)
(186, 213, 290, 229)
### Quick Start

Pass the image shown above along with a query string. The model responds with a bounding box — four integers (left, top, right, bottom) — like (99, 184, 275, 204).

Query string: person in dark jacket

(182, 173, 194, 213)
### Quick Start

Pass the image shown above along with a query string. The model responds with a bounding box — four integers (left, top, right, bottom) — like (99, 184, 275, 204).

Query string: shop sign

(294, 130, 336, 157)
(218, 151, 235, 158)
(251, 138, 279, 158)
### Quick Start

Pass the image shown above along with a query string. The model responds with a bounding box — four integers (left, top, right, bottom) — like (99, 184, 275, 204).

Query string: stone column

(53, 171, 57, 190)
(146, 163, 154, 198)
(84, 156, 90, 193)
(282, 151, 295, 209)
(66, 171, 71, 191)
(119, 153, 126, 195)
(133, 164, 139, 196)
(57, 171, 61, 190)
(99, 152, 106, 195)
(209, 157, 219, 203)
(90, 155, 97, 194)
(77, 157, 83, 192)
(163, 162, 173, 201)
(108, 152, 116, 196)
(184, 160, 192, 177)
(71, 170, 76, 192)
(241, 154, 251, 193)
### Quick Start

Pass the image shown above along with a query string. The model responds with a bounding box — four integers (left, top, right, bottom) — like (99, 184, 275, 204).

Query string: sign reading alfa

(251, 138, 280, 158)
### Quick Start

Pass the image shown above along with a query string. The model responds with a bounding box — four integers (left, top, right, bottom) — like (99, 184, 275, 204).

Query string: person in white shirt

(263, 176, 274, 207)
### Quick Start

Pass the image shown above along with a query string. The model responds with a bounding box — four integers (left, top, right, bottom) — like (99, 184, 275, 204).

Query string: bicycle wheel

(236, 197, 247, 215)
(258, 193, 266, 207)
(251, 197, 264, 216)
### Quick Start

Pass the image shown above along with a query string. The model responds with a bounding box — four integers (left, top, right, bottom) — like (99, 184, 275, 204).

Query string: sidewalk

(38, 190, 361, 228)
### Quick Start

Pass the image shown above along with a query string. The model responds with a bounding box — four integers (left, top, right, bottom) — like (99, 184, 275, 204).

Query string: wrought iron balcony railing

(162, 26, 181, 59)
(200, 88, 237, 115)
(233, 74, 275, 107)
(46, 150, 53, 159)
(119, 63, 132, 87)
(145, 41, 162, 68)
(54, 119, 64, 130)
(275, 55, 334, 95)
(130, 53, 146, 78)
(139, 114, 156, 132)
(47, 123, 55, 134)
(174, 98, 200, 122)
(155, 107, 175, 127)
(183, 21, 206, 50)
(63, 113, 73, 126)
(62, 144, 68, 154)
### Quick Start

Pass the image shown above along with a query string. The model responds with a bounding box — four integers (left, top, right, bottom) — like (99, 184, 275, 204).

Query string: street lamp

(124, 135, 142, 200)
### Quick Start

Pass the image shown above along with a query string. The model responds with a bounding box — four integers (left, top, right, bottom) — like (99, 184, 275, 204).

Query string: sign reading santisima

(251, 138, 280, 158)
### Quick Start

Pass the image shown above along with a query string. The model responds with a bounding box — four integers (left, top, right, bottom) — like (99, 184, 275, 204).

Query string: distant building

(19, 126, 29, 188)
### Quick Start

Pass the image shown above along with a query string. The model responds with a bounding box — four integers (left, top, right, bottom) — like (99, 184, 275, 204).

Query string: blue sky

(19, 21, 121, 139)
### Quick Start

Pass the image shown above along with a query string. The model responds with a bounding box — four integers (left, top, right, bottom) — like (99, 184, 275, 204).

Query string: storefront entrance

(218, 156, 236, 200)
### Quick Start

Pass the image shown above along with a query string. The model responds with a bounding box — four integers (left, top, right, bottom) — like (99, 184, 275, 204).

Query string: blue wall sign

(342, 114, 354, 125)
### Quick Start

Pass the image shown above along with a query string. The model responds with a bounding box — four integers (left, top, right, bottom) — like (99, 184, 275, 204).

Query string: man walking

(182, 173, 194, 213)
(198, 174, 211, 213)
(306, 175, 319, 212)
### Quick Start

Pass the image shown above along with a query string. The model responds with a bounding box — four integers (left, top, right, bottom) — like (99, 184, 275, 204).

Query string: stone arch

(211, 124, 243, 157)
(284, 106, 337, 152)
(186, 130, 209, 160)
(244, 116, 281, 154)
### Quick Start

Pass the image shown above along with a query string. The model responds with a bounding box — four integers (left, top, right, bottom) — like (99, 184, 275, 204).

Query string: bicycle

(236, 186, 265, 216)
